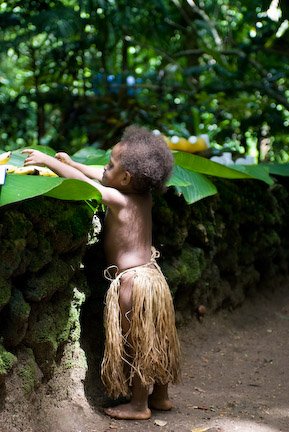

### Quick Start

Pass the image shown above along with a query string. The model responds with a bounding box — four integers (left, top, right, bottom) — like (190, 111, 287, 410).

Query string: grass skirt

(101, 256, 181, 398)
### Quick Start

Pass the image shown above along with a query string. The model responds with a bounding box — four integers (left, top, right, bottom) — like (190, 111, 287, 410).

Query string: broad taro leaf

(1, 147, 281, 208)
(167, 165, 217, 204)
(72, 147, 110, 165)
(167, 165, 192, 187)
(265, 163, 289, 176)
(10, 146, 56, 167)
(174, 152, 274, 185)
(0, 147, 102, 207)
(232, 164, 274, 185)
(0, 175, 101, 207)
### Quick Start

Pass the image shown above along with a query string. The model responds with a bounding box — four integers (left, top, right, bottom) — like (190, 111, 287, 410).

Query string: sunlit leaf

(0, 175, 101, 207)
(167, 165, 192, 187)
(9, 146, 56, 167)
(232, 164, 274, 185)
(265, 163, 289, 176)
(174, 152, 274, 185)
(45, 178, 102, 201)
(0, 146, 281, 208)
(72, 147, 110, 165)
(167, 165, 217, 204)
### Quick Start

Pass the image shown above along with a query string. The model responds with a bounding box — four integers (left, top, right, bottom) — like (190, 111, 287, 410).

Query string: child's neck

(120, 185, 150, 196)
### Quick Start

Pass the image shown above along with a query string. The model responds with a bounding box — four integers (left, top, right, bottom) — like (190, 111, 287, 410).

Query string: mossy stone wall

(0, 198, 92, 383)
(0, 178, 289, 390)
(151, 179, 289, 323)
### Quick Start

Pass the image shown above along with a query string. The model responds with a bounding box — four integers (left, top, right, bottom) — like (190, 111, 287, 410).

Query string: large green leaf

(167, 165, 217, 204)
(167, 165, 192, 187)
(1, 147, 280, 208)
(0, 175, 101, 207)
(265, 163, 289, 176)
(174, 152, 274, 185)
(44, 178, 102, 201)
(9, 146, 56, 166)
(72, 147, 110, 165)
(230, 164, 274, 185)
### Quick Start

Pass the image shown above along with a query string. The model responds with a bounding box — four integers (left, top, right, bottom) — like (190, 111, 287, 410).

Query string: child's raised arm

(22, 149, 127, 208)
(55, 152, 104, 181)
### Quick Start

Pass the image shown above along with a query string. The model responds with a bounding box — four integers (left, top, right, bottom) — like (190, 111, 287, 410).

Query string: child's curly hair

(118, 125, 173, 193)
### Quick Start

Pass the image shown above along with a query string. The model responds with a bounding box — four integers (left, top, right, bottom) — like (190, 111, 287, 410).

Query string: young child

(22, 125, 181, 420)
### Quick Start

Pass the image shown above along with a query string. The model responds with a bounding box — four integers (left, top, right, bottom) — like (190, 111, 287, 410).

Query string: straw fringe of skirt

(101, 265, 181, 398)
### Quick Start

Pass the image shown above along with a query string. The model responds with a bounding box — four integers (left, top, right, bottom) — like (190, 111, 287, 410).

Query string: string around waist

(103, 247, 161, 282)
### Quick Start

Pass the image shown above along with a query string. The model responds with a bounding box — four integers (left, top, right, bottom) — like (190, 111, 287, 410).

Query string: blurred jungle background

(1, 3, 289, 431)
(1, 0, 289, 162)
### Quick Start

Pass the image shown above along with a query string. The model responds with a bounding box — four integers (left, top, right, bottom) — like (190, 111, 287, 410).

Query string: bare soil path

(1, 282, 288, 432)
(95, 283, 289, 432)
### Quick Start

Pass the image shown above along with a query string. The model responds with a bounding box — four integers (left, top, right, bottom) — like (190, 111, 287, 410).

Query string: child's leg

(104, 375, 151, 420)
(104, 273, 151, 420)
(149, 383, 173, 411)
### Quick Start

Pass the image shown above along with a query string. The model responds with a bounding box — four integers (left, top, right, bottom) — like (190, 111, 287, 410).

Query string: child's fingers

(55, 152, 70, 163)
(21, 150, 40, 165)
(22, 149, 33, 164)
(21, 149, 33, 155)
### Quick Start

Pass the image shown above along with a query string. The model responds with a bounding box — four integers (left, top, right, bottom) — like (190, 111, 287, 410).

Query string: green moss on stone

(24, 258, 75, 302)
(28, 233, 53, 273)
(0, 344, 17, 378)
(0, 239, 26, 278)
(1, 211, 32, 240)
(0, 276, 12, 311)
(10, 289, 31, 320)
(24, 283, 86, 377)
(66, 286, 86, 342)
(153, 192, 191, 250)
(62, 341, 87, 371)
(3, 289, 31, 347)
(18, 348, 39, 395)
(163, 246, 205, 294)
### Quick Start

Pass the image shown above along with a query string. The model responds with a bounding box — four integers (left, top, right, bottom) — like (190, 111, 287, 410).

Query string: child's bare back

(103, 192, 153, 271)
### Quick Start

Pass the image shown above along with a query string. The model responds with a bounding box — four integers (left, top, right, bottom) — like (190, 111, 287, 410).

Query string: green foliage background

(2, 145, 289, 208)
(1, 0, 289, 161)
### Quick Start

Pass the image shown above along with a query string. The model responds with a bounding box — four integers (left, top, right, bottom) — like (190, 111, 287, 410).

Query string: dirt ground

(1, 281, 289, 432)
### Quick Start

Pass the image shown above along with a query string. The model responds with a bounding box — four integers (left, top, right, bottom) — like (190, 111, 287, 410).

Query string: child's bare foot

(148, 395, 173, 411)
(104, 403, 151, 420)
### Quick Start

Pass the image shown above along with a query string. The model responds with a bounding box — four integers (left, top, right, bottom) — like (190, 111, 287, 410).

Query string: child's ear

(121, 170, 132, 186)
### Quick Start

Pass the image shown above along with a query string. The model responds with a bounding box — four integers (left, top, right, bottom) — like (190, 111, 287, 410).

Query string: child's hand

(22, 149, 50, 167)
(55, 152, 72, 165)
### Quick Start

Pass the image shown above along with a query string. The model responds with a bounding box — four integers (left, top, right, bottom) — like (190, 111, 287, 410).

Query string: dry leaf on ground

(154, 419, 168, 427)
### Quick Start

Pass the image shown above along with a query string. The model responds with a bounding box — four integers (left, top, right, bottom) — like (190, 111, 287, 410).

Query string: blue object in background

(92, 72, 143, 96)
